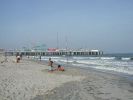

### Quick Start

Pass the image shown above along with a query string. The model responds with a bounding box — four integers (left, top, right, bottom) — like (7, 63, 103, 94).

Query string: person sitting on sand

(48, 58, 54, 71)
(57, 65, 65, 71)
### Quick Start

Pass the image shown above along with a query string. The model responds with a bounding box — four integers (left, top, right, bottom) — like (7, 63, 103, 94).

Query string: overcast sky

(0, 0, 133, 53)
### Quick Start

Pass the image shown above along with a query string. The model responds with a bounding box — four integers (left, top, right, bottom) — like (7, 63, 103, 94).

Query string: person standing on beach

(39, 55, 41, 61)
(48, 58, 53, 71)
(16, 53, 20, 63)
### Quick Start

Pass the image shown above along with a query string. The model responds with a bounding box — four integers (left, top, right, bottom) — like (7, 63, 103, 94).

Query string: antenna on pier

(65, 35, 68, 66)
(57, 32, 59, 49)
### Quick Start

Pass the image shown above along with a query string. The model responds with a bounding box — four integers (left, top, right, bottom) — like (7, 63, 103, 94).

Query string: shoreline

(29, 57, 133, 100)
(0, 56, 133, 100)
(30, 56, 133, 81)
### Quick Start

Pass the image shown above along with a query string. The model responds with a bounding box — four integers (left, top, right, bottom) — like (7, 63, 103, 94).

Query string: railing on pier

(5, 50, 103, 56)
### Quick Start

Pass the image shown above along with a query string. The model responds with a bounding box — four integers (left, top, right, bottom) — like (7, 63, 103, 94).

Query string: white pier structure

(6, 48, 103, 56)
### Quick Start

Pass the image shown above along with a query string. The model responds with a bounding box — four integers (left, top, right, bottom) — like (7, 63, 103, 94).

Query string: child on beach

(48, 58, 54, 71)
(57, 65, 65, 71)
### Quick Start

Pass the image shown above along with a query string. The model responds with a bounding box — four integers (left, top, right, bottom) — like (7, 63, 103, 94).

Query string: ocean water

(34, 53, 133, 75)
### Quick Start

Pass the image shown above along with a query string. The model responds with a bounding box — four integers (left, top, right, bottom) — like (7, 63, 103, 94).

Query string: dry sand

(0, 55, 133, 100)
(0, 56, 84, 100)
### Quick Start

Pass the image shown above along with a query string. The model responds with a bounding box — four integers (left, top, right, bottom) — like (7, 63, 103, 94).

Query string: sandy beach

(0, 55, 133, 100)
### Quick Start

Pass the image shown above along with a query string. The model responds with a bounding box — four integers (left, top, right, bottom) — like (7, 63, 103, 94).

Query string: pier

(5, 49, 103, 56)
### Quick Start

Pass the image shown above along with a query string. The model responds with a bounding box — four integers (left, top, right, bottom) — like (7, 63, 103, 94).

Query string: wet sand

(32, 59, 133, 100)
(32, 69, 133, 100)
(0, 55, 133, 100)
